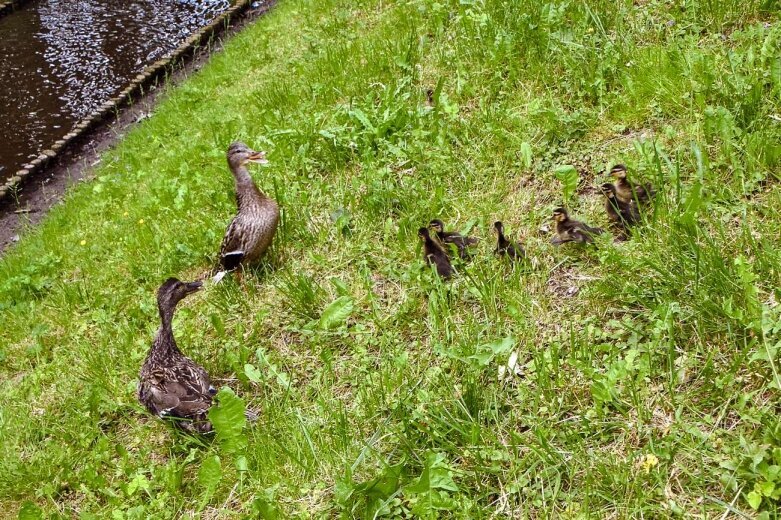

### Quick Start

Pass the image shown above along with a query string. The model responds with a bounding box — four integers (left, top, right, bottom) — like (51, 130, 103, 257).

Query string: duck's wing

(550, 235, 570, 246)
(509, 242, 525, 260)
(578, 222, 604, 236)
(443, 232, 479, 246)
(219, 217, 246, 270)
(144, 362, 213, 424)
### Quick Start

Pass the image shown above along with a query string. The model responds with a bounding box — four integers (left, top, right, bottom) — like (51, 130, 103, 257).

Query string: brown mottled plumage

(138, 278, 214, 433)
(600, 183, 639, 240)
(418, 227, 454, 279)
(138, 278, 258, 433)
(550, 207, 604, 245)
(216, 142, 280, 279)
(610, 164, 655, 208)
(492, 221, 525, 261)
(428, 219, 478, 260)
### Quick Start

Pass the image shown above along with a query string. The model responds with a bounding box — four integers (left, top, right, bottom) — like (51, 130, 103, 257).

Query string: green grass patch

(2, 0, 781, 517)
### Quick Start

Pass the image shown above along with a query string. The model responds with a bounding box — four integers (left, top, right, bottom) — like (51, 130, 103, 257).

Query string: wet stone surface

(0, 0, 230, 186)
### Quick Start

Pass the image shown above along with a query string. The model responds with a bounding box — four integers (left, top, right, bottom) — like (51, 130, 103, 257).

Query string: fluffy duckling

(418, 227, 454, 279)
(214, 141, 280, 282)
(428, 219, 479, 260)
(492, 221, 525, 261)
(138, 278, 256, 433)
(610, 164, 655, 207)
(600, 183, 639, 239)
(550, 207, 604, 245)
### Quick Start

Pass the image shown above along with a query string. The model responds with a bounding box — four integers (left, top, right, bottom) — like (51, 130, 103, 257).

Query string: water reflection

(0, 0, 230, 185)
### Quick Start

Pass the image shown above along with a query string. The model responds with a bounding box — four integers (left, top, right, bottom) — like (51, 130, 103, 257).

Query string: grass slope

(2, 0, 781, 517)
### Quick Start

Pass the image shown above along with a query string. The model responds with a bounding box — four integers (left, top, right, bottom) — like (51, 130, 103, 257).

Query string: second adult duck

(215, 142, 280, 281)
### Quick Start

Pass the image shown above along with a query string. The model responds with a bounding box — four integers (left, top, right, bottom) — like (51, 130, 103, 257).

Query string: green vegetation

(2, 0, 781, 516)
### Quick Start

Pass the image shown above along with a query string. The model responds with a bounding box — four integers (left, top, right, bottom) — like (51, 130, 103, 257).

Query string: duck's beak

(248, 150, 269, 165)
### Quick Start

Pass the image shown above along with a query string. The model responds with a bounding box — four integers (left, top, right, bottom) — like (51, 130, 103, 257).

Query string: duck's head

(157, 278, 202, 312)
(418, 227, 432, 241)
(491, 221, 504, 235)
(609, 164, 627, 180)
(600, 183, 617, 198)
(552, 207, 568, 223)
(227, 141, 268, 169)
(428, 219, 445, 234)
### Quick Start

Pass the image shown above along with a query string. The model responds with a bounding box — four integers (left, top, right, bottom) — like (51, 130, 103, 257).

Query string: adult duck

(214, 141, 279, 282)
(138, 278, 257, 432)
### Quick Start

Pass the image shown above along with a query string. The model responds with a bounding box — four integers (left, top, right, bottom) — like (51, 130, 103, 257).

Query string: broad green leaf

(554, 164, 579, 201)
(256, 349, 291, 389)
(520, 142, 533, 169)
(252, 489, 281, 520)
(350, 108, 376, 132)
(126, 473, 150, 496)
(747, 490, 762, 510)
(758, 481, 775, 497)
(198, 455, 222, 491)
(318, 296, 354, 330)
(468, 337, 515, 366)
(468, 350, 494, 366)
(244, 363, 263, 383)
(208, 388, 247, 455)
(18, 502, 43, 520)
(406, 452, 459, 517)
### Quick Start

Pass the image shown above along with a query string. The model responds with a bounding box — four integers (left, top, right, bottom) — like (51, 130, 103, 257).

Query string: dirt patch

(0, 1, 276, 255)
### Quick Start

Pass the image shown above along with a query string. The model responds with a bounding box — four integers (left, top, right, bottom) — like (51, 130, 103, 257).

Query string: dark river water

(0, 0, 230, 186)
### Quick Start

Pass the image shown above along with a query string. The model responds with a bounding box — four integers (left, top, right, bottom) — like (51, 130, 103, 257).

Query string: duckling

(600, 183, 639, 239)
(610, 164, 655, 207)
(214, 141, 280, 282)
(550, 207, 604, 245)
(138, 278, 258, 432)
(491, 221, 525, 261)
(428, 219, 479, 260)
(418, 227, 454, 279)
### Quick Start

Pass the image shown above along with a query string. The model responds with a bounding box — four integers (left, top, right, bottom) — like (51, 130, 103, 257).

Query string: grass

(1, 0, 781, 517)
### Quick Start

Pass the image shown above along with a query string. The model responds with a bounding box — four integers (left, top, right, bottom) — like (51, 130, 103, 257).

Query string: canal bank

(0, 0, 275, 251)
(0, 0, 267, 201)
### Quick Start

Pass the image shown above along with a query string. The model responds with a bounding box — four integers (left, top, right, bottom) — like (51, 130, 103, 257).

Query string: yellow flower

(641, 453, 659, 474)
(123, 211, 129, 217)
(138, 218, 145, 225)
(80, 240, 86, 246)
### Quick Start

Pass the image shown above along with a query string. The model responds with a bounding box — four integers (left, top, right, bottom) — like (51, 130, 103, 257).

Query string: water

(0, 0, 230, 185)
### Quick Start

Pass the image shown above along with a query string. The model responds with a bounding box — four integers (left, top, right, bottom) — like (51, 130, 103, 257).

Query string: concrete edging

(0, 0, 254, 201)
(0, 0, 31, 19)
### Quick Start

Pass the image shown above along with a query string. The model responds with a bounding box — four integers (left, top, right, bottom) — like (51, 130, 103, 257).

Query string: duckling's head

(610, 164, 627, 180)
(418, 227, 432, 241)
(428, 219, 445, 233)
(157, 278, 202, 312)
(600, 183, 617, 198)
(492, 221, 504, 235)
(552, 207, 568, 223)
(227, 141, 268, 169)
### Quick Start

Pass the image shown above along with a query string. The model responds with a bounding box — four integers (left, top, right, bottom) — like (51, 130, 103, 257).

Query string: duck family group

(417, 164, 655, 279)
(138, 141, 656, 433)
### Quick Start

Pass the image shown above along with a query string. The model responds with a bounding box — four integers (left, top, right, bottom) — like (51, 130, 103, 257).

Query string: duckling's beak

(248, 151, 269, 164)
(185, 281, 203, 294)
